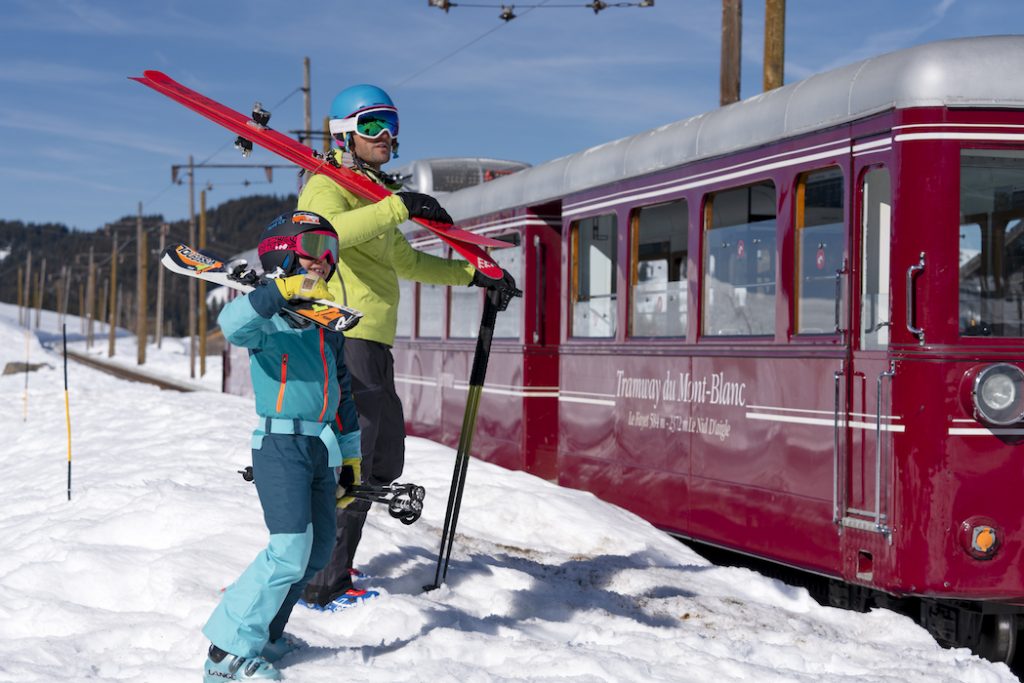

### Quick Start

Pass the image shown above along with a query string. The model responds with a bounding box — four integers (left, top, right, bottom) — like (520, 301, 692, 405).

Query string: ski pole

(425, 285, 515, 591)
(63, 324, 72, 501)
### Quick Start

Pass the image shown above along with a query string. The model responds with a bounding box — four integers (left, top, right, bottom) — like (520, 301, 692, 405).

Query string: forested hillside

(0, 194, 296, 336)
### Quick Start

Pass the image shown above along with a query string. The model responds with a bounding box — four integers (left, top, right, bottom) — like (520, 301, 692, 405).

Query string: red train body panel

(391, 38, 1024, 657)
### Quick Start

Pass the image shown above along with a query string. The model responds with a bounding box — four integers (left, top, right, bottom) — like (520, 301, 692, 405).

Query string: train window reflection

(702, 181, 777, 336)
(397, 279, 413, 337)
(859, 167, 891, 350)
(450, 254, 481, 339)
(630, 200, 688, 337)
(418, 246, 446, 338)
(796, 168, 845, 334)
(492, 242, 523, 339)
(959, 149, 1024, 337)
(571, 214, 617, 338)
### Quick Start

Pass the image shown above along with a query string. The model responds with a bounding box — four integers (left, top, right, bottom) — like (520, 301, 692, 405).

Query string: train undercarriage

(681, 538, 1024, 673)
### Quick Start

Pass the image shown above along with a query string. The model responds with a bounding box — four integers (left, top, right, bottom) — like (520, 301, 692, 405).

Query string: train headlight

(972, 363, 1024, 426)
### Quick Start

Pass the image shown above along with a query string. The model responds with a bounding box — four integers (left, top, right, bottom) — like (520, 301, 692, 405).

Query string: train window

(630, 200, 688, 337)
(449, 263, 481, 339)
(959, 149, 1024, 337)
(397, 279, 413, 337)
(418, 246, 446, 338)
(492, 241, 523, 339)
(859, 167, 892, 350)
(570, 214, 618, 338)
(702, 181, 777, 336)
(796, 168, 845, 334)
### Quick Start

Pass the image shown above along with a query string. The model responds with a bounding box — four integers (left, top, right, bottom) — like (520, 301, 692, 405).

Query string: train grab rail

(906, 252, 926, 345)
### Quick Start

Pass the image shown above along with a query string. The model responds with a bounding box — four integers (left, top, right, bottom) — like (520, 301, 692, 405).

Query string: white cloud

(0, 164, 125, 192)
(0, 61, 112, 85)
(0, 109, 184, 158)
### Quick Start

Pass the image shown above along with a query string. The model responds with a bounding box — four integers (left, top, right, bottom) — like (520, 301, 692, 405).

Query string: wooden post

(199, 190, 208, 377)
(99, 278, 108, 338)
(764, 0, 785, 92)
(86, 247, 96, 348)
(108, 235, 118, 357)
(62, 267, 72, 329)
(56, 267, 64, 327)
(22, 251, 32, 328)
(188, 155, 197, 378)
(720, 0, 742, 106)
(16, 266, 23, 327)
(156, 223, 167, 348)
(35, 257, 46, 330)
(78, 281, 85, 335)
(302, 57, 312, 147)
(136, 202, 148, 365)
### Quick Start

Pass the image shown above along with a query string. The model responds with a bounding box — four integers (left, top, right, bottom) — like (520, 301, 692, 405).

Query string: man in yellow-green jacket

(297, 83, 517, 611)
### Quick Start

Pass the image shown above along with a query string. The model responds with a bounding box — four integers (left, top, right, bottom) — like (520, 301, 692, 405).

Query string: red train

(389, 36, 1024, 663)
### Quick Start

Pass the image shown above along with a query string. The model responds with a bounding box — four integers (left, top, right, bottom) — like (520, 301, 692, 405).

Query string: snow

(0, 300, 1017, 683)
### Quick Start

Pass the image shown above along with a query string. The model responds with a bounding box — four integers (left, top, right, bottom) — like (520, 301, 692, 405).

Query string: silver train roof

(430, 35, 1024, 225)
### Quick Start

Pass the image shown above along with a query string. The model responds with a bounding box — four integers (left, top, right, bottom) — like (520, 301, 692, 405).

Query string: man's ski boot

(298, 587, 380, 612)
(204, 644, 281, 681)
(326, 587, 379, 610)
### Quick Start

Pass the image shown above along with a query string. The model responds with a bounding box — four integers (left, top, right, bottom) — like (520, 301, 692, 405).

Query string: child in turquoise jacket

(202, 211, 361, 682)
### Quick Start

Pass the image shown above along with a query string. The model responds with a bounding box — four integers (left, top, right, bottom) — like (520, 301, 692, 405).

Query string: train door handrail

(906, 252, 926, 344)
(832, 360, 845, 527)
(874, 361, 896, 541)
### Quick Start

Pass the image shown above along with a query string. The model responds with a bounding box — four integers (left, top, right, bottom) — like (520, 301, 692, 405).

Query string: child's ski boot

(203, 644, 282, 681)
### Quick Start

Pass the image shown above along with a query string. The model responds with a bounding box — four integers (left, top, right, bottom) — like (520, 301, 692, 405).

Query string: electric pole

(21, 251, 31, 328)
(136, 201, 148, 365)
(108, 236, 118, 357)
(764, 0, 785, 92)
(303, 57, 312, 147)
(86, 247, 96, 348)
(155, 223, 167, 349)
(199, 189, 208, 377)
(188, 154, 197, 378)
(720, 0, 742, 106)
(17, 266, 23, 327)
(35, 257, 45, 330)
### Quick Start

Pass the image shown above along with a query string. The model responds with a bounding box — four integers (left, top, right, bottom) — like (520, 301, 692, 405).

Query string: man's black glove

(471, 268, 520, 297)
(396, 192, 453, 224)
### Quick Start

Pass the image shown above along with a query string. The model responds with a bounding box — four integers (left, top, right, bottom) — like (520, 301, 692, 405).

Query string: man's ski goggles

(329, 107, 399, 140)
(259, 230, 339, 265)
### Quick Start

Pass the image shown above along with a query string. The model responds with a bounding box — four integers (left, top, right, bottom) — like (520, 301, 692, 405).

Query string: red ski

(131, 70, 505, 279)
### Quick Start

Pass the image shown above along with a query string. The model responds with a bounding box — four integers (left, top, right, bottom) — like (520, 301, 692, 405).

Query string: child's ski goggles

(259, 230, 339, 265)
(329, 106, 399, 140)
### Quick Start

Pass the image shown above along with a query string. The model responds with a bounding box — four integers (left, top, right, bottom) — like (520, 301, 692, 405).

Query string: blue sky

(0, 0, 1019, 232)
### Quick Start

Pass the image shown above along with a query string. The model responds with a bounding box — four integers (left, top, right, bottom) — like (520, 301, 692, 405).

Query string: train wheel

(976, 614, 1018, 664)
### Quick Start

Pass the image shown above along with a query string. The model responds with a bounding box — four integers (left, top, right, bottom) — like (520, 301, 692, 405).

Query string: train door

(839, 152, 897, 582)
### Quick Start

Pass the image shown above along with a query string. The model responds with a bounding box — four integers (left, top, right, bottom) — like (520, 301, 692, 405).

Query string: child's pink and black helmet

(257, 211, 339, 280)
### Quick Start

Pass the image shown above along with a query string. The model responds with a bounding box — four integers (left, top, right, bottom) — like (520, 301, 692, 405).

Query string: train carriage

(391, 36, 1024, 662)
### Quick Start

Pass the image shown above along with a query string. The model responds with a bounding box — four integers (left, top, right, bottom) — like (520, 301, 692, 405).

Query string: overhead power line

(428, 0, 654, 22)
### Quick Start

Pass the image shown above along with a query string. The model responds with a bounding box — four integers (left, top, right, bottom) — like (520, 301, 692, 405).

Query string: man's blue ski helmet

(328, 84, 399, 155)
